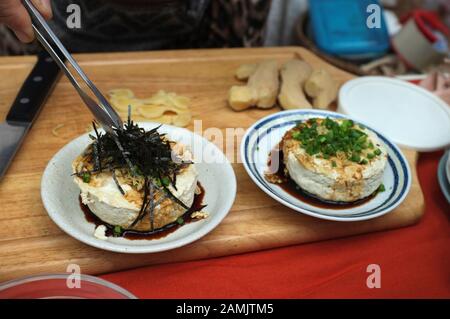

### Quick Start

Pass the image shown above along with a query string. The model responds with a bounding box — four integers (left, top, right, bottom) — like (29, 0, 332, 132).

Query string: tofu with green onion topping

(281, 118, 388, 202)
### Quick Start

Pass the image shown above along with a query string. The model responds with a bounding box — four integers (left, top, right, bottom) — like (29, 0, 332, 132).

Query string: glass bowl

(0, 274, 136, 299)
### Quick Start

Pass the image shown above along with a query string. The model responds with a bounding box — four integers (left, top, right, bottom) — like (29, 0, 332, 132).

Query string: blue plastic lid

(309, 0, 390, 59)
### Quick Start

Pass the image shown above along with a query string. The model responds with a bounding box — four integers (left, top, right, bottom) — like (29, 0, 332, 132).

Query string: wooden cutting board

(0, 47, 424, 282)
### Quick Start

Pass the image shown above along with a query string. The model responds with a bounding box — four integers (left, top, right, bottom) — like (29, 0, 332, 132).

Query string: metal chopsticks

(21, 0, 123, 133)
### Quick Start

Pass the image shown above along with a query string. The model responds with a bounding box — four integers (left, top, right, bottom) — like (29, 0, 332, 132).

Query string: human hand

(0, 0, 52, 43)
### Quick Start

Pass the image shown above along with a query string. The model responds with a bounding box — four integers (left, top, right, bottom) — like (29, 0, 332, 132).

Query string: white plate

(41, 123, 236, 253)
(240, 110, 412, 222)
(338, 76, 450, 152)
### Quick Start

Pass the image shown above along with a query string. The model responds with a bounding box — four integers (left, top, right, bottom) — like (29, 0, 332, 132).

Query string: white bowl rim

(0, 273, 137, 299)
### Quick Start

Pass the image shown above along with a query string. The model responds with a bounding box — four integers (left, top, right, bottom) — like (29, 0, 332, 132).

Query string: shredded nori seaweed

(76, 110, 192, 230)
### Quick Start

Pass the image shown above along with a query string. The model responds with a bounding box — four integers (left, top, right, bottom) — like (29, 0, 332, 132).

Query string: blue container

(308, 0, 390, 60)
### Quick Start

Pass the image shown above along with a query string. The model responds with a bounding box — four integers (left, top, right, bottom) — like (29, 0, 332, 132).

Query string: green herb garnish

(176, 217, 184, 225)
(82, 172, 90, 183)
(293, 118, 378, 164)
(161, 176, 171, 187)
(377, 183, 386, 193)
(350, 153, 361, 163)
(113, 225, 123, 236)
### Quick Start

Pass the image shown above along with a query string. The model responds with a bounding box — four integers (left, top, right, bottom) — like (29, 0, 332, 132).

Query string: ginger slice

(235, 63, 258, 80)
(278, 59, 313, 109)
(228, 60, 279, 111)
(304, 69, 338, 109)
(108, 89, 192, 127)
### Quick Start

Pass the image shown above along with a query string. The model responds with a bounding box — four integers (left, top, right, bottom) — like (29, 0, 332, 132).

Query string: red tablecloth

(101, 152, 450, 298)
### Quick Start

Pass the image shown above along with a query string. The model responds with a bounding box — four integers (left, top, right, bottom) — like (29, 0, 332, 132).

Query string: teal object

(309, 0, 390, 60)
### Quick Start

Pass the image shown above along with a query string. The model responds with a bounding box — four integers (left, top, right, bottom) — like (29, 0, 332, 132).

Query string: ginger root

(228, 86, 257, 111)
(235, 63, 257, 80)
(278, 59, 313, 109)
(304, 69, 338, 109)
(228, 60, 279, 111)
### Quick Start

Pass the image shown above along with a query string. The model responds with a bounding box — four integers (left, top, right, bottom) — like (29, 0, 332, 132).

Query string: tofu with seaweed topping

(281, 118, 387, 202)
(72, 121, 199, 235)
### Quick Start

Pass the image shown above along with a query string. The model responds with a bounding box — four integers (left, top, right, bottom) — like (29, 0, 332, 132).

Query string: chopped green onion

(154, 178, 162, 187)
(292, 131, 301, 140)
(176, 217, 184, 225)
(341, 119, 353, 129)
(293, 118, 379, 164)
(357, 135, 367, 144)
(374, 149, 382, 156)
(82, 172, 91, 183)
(378, 184, 386, 193)
(113, 225, 123, 236)
(350, 153, 361, 162)
(161, 176, 170, 187)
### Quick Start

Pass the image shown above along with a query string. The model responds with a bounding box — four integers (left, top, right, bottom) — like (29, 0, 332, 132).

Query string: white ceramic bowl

(241, 110, 412, 222)
(338, 76, 450, 152)
(41, 123, 236, 253)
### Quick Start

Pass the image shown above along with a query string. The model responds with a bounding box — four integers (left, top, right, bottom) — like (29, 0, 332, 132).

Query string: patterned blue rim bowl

(240, 109, 412, 222)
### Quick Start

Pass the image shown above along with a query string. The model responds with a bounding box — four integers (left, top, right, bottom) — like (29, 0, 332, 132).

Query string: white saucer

(41, 123, 236, 253)
(338, 76, 450, 151)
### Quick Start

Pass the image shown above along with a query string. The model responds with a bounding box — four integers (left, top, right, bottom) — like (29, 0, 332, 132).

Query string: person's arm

(0, 0, 52, 43)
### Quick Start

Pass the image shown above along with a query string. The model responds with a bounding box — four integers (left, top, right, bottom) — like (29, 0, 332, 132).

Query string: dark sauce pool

(80, 182, 206, 240)
(267, 147, 376, 210)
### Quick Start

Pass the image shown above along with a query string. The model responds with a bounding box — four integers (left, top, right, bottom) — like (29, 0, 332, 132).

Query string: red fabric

(101, 152, 450, 298)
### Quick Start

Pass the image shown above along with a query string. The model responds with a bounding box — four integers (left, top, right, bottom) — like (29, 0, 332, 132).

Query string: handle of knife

(6, 51, 61, 124)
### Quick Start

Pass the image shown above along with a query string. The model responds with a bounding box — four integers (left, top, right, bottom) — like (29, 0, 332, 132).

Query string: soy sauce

(80, 182, 206, 240)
